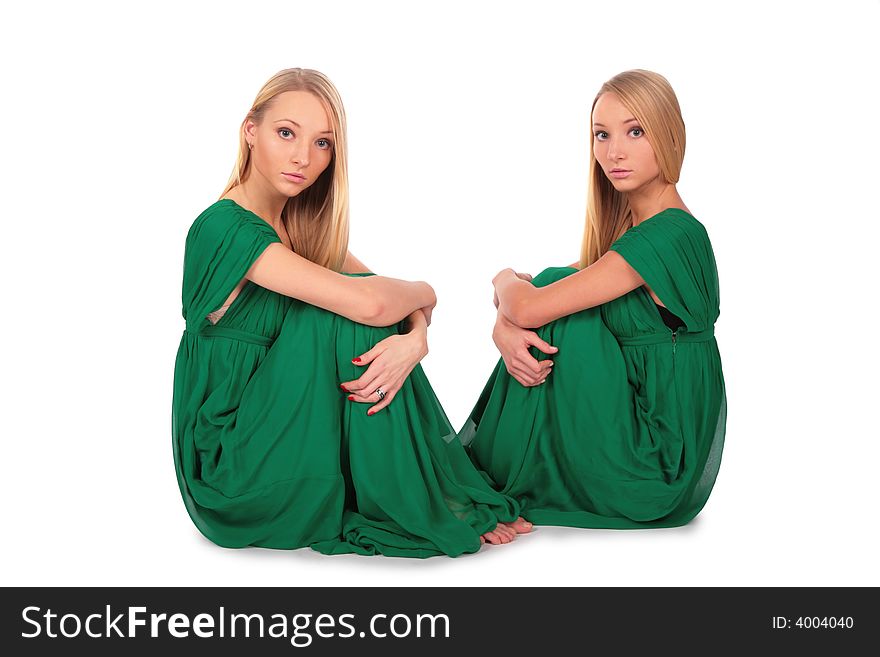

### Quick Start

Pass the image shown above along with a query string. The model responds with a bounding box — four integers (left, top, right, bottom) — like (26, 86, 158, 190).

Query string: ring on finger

(375, 387, 386, 400)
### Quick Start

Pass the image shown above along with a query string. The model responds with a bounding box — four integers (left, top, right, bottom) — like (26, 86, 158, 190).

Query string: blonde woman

(172, 68, 525, 557)
(461, 70, 727, 530)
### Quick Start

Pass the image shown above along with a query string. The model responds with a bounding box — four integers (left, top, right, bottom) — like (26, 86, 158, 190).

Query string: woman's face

(245, 90, 334, 198)
(591, 92, 660, 194)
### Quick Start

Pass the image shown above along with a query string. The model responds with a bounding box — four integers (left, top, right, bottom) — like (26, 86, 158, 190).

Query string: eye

(629, 127, 644, 137)
(316, 138, 333, 150)
(594, 130, 608, 141)
(278, 128, 294, 139)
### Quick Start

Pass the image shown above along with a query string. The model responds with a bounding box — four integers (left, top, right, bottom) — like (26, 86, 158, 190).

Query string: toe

(482, 530, 501, 545)
(514, 517, 533, 533)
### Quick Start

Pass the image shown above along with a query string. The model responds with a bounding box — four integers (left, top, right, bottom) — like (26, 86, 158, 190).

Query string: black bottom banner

(1, 587, 874, 654)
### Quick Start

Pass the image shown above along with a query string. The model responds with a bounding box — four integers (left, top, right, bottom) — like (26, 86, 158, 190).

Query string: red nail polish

(367, 409, 374, 416)
(348, 395, 354, 401)
(352, 357, 361, 363)
(340, 384, 348, 392)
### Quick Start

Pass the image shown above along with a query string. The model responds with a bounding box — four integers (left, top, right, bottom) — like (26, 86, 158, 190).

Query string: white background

(2, 0, 878, 586)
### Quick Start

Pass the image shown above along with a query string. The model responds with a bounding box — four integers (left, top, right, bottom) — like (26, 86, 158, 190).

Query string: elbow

(519, 312, 544, 330)
(505, 297, 539, 329)
(357, 290, 387, 325)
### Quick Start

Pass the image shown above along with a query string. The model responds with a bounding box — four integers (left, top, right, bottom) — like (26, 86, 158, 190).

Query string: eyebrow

(274, 119, 333, 134)
(592, 118, 639, 128)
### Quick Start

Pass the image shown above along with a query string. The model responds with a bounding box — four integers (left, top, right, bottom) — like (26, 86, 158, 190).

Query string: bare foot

(481, 523, 518, 545)
(501, 516, 533, 534)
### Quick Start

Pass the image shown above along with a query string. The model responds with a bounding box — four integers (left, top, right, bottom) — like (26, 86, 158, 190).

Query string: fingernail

(340, 384, 348, 392)
(348, 395, 354, 401)
(367, 409, 374, 416)
(352, 357, 361, 363)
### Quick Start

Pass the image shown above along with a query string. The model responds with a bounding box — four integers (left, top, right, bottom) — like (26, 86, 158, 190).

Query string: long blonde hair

(222, 68, 350, 271)
(579, 69, 686, 268)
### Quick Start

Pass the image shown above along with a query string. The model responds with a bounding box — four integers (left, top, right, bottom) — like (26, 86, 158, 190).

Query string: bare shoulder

(343, 250, 372, 274)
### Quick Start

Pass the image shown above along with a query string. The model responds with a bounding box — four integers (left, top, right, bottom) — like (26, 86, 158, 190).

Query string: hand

(341, 330, 428, 415)
(494, 271, 532, 308)
(491, 267, 517, 287)
(420, 299, 435, 327)
(493, 312, 557, 387)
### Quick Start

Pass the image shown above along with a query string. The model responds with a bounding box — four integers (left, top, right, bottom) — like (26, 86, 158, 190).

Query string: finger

(366, 387, 398, 416)
(506, 360, 541, 381)
(350, 382, 390, 405)
(344, 368, 383, 395)
(525, 332, 559, 355)
(511, 366, 543, 387)
(516, 352, 546, 375)
(507, 365, 539, 386)
(351, 343, 384, 367)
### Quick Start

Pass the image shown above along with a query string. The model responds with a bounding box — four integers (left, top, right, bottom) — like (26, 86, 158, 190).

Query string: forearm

(495, 274, 536, 328)
(363, 276, 436, 326)
(495, 307, 516, 328)
(404, 307, 428, 334)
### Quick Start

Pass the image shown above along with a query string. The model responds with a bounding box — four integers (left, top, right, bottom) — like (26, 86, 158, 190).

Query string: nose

(605, 134, 625, 162)
(290, 141, 310, 168)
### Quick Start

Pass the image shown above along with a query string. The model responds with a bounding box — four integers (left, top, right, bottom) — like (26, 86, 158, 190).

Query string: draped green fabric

(172, 200, 519, 558)
(459, 208, 727, 528)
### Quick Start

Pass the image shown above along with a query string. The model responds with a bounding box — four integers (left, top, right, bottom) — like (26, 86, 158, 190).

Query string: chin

(608, 178, 639, 192)
(275, 182, 308, 198)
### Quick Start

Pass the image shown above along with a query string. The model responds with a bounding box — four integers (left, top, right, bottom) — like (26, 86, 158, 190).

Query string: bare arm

(495, 250, 645, 329)
(341, 250, 372, 274)
(336, 251, 431, 416)
(245, 244, 435, 326)
(341, 250, 432, 329)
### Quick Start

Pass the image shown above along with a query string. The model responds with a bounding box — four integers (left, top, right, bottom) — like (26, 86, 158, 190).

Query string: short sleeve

(181, 201, 281, 329)
(609, 210, 720, 331)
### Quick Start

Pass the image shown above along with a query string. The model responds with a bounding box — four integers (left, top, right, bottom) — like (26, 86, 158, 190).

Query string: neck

(230, 176, 288, 229)
(626, 179, 684, 226)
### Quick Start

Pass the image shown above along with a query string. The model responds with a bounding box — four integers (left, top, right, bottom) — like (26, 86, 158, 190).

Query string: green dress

(459, 208, 727, 528)
(171, 199, 519, 557)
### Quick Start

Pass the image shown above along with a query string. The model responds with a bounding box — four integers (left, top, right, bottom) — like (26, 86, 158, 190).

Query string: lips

(282, 172, 306, 183)
(610, 169, 632, 179)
